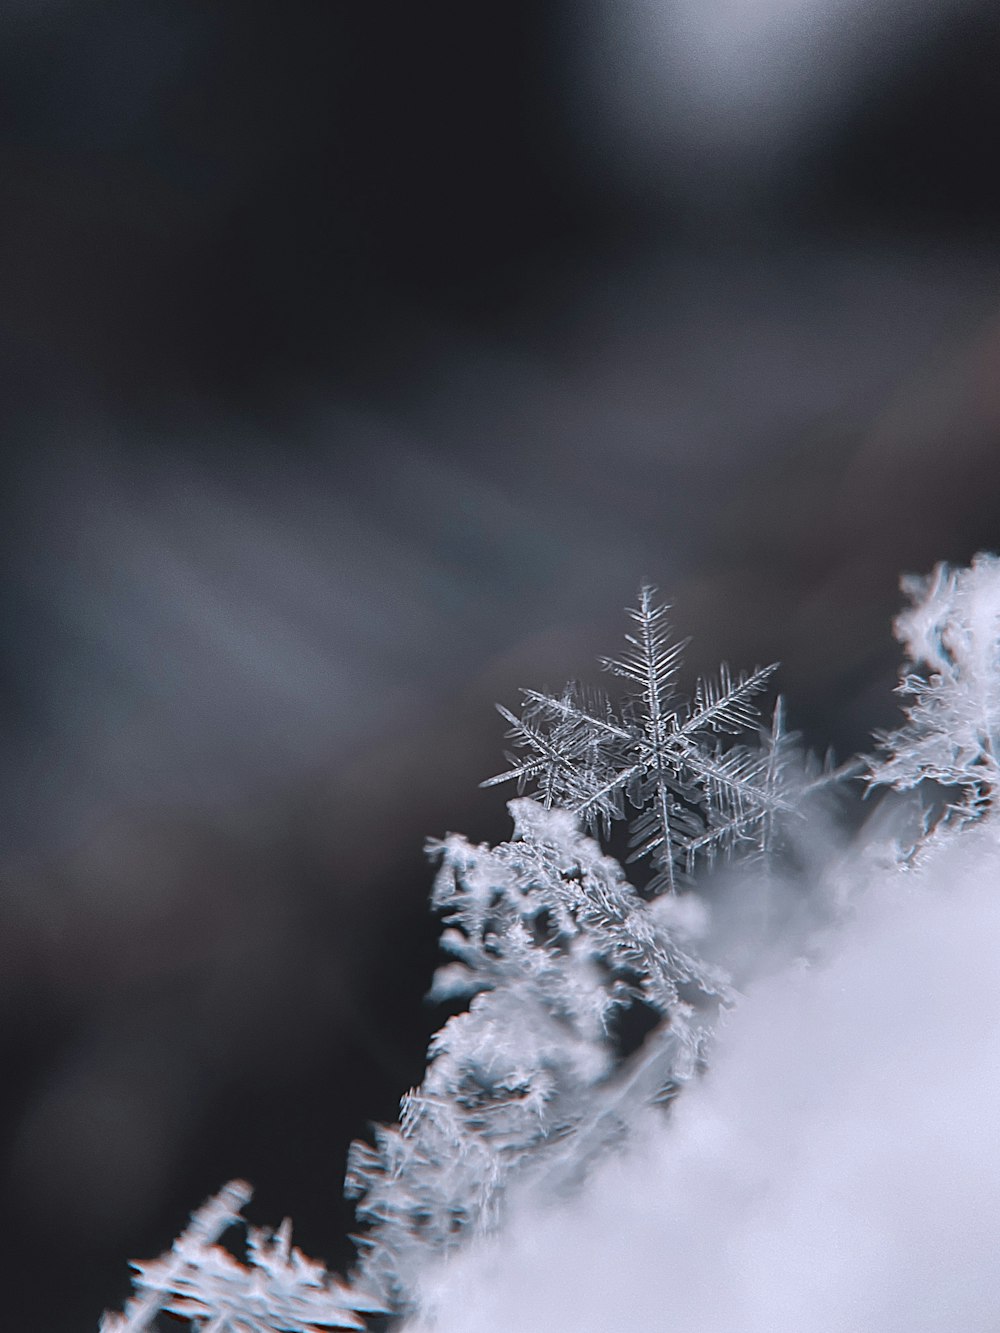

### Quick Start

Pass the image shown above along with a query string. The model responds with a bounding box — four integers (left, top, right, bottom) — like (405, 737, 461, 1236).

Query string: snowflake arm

(681, 662, 779, 738)
(483, 689, 631, 829)
(600, 587, 688, 709)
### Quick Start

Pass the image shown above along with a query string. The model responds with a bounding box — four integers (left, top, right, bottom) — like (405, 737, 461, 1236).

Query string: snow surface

(406, 823, 1000, 1332)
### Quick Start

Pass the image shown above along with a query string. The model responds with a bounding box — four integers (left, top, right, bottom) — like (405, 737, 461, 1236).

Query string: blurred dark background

(2, 3, 1000, 1327)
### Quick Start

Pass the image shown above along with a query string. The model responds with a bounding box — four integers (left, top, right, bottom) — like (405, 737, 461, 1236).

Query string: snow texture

(402, 818, 1000, 1333)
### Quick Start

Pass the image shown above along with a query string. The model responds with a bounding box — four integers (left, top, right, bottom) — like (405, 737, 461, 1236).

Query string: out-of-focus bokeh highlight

(1, 3, 999, 1328)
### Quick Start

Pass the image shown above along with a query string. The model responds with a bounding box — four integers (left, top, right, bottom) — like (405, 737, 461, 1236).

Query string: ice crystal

(484, 586, 785, 892)
(870, 553, 1000, 834)
(101, 1180, 383, 1333)
(344, 800, 731, 1309)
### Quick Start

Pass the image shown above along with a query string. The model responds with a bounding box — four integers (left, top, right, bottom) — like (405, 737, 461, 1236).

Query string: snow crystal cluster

(101, 558, 1000, 1331)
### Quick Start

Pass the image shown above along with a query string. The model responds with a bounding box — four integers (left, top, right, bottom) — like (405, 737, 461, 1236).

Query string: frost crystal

(344, 800, 731, 1310)
(100, 1180, 383, 1333)
(870, 553, 1000, 832)
(484, 586, 785, 891)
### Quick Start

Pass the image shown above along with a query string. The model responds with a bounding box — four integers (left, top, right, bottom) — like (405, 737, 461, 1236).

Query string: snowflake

(484, 586, 786, 892)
